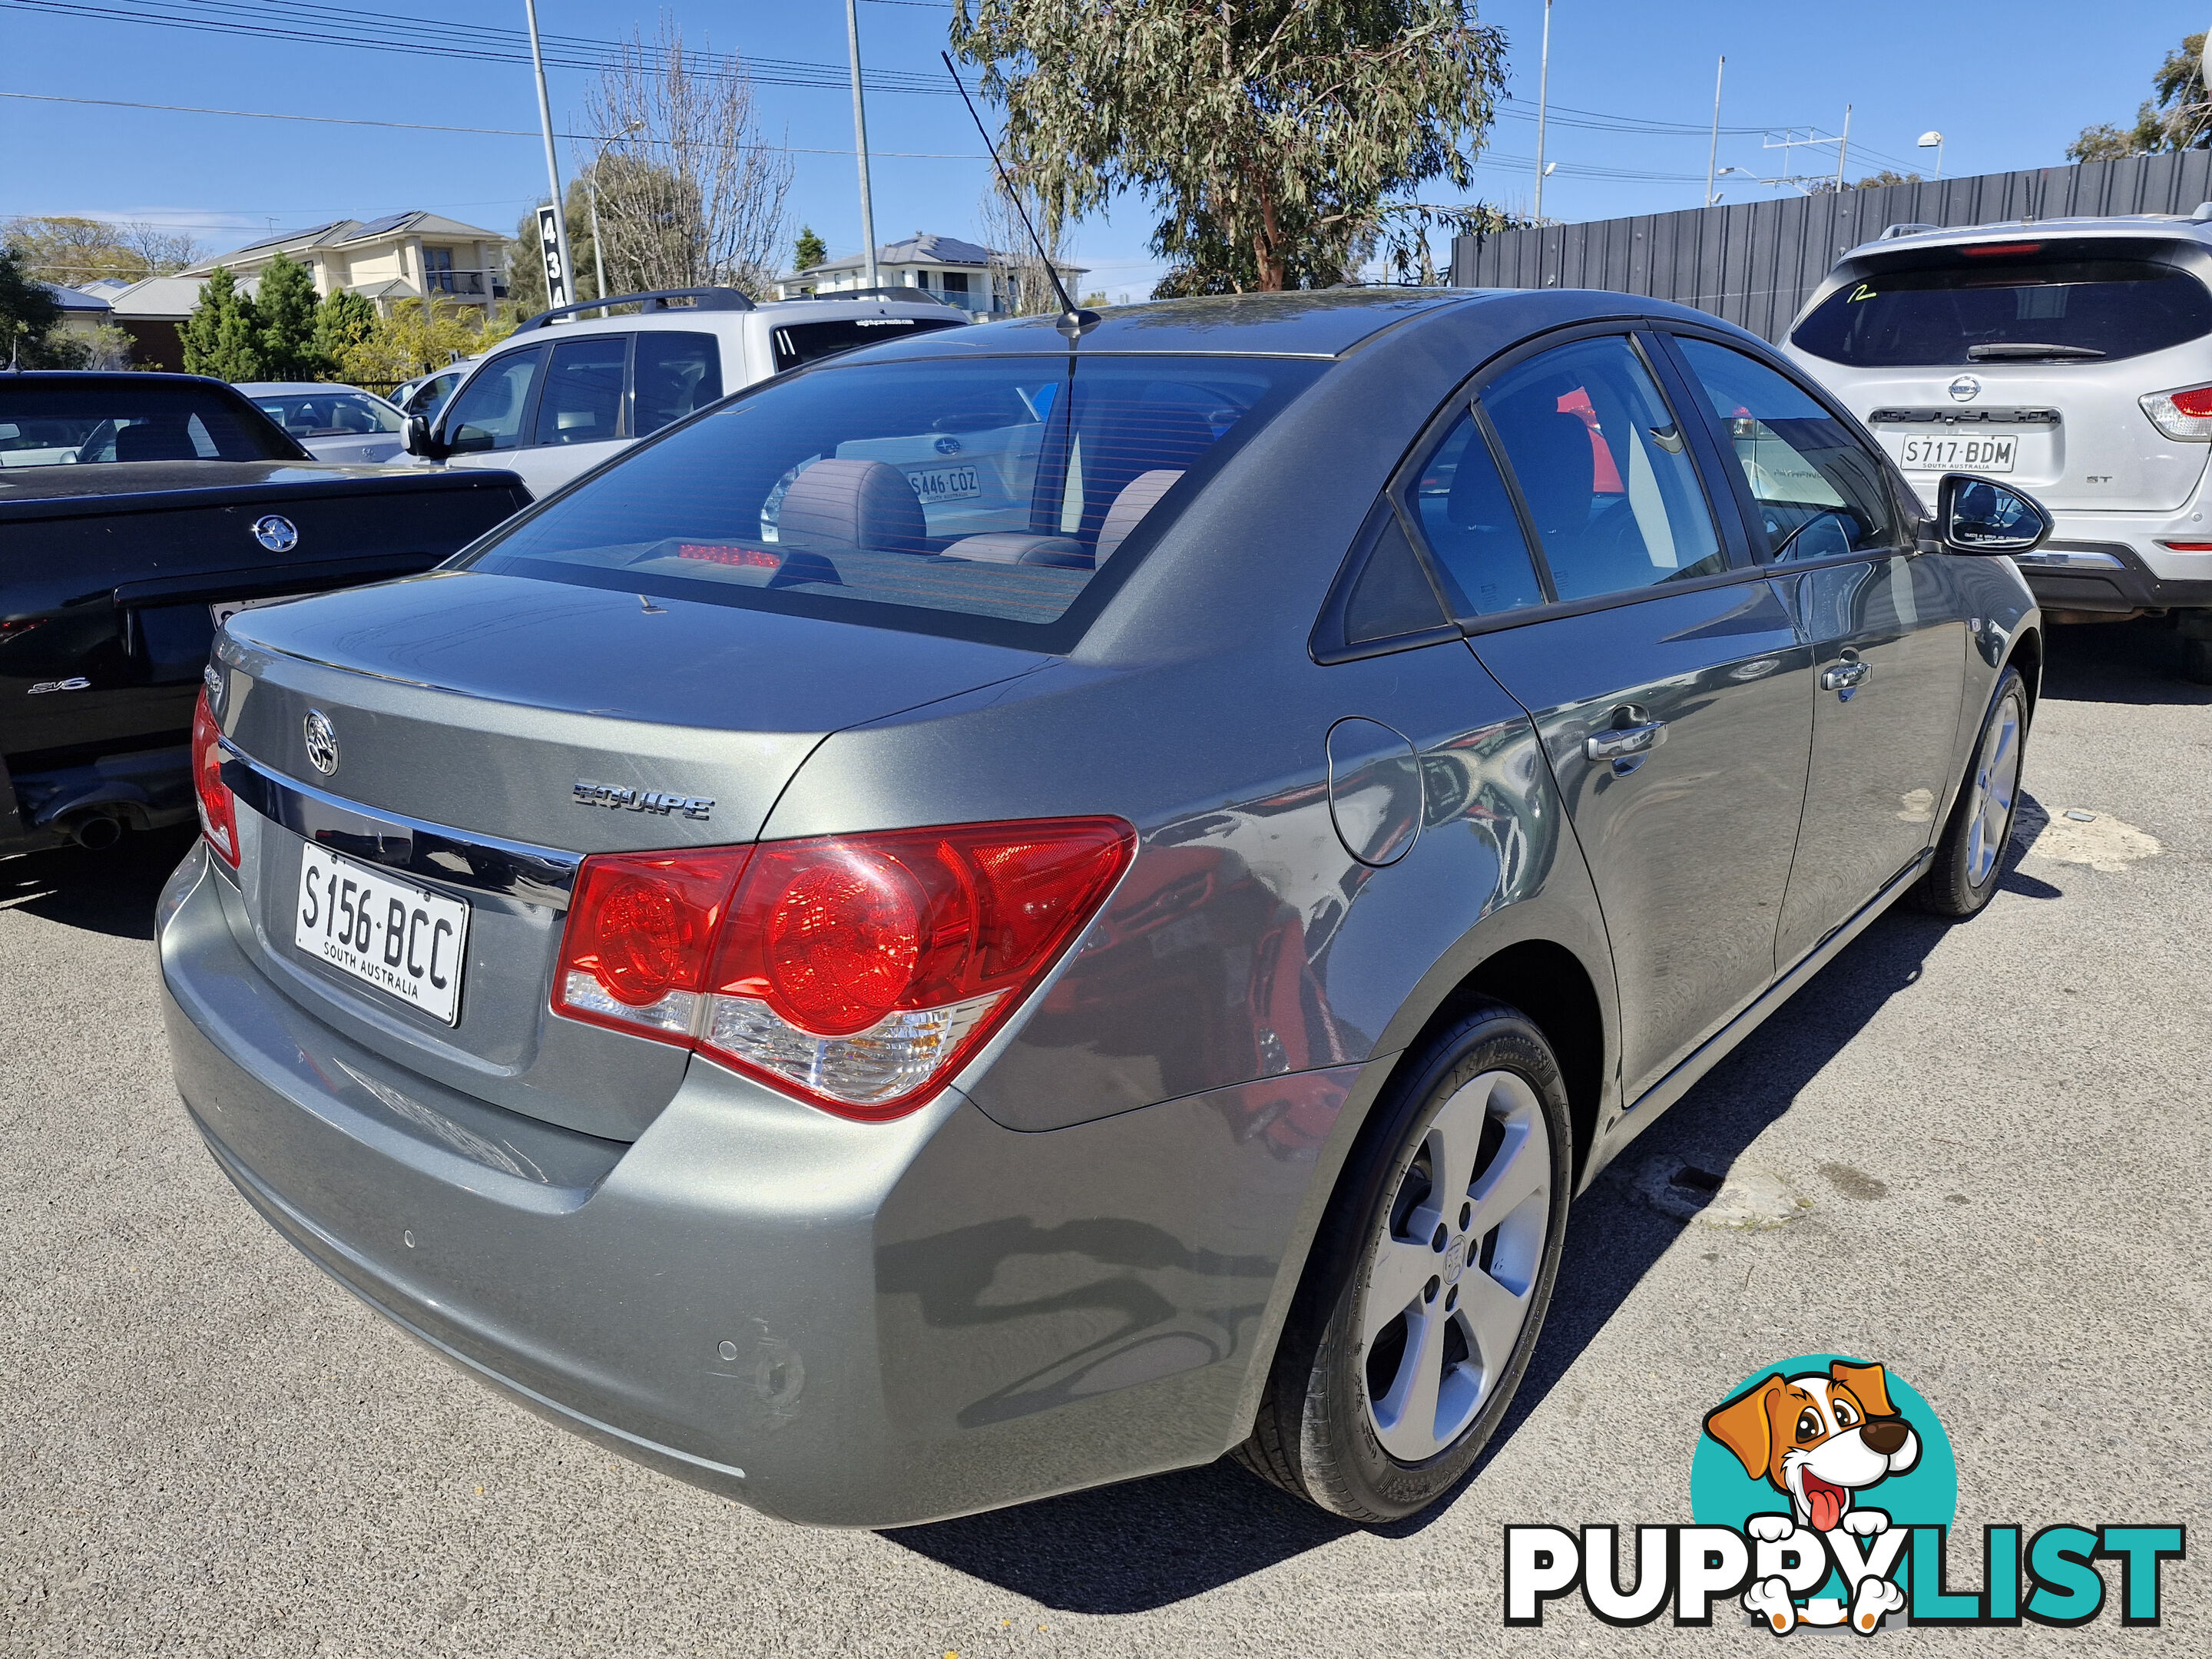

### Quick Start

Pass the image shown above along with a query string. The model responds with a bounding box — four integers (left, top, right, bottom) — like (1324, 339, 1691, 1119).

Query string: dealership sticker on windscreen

(295, 844, 469, 1024)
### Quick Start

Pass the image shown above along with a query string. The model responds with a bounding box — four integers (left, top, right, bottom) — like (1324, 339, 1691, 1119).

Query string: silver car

(1784, 213, 2212, 683)
(163, 291, 2048, 1527)
(239, 382, 409, 465)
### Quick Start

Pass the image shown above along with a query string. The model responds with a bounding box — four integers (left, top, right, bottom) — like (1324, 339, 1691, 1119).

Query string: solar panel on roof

(348, 213, 417, 240)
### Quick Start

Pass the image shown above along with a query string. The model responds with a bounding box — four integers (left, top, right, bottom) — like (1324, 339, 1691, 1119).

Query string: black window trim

(1647, 321, 1930, 575)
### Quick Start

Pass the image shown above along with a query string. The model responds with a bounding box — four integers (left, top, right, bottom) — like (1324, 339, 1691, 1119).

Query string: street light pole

(1533, 0, 1552, 224)
(522, 0, 575, 309)
(1835, 104, 1852, 193)
(1705, 55, 1725, 207)
(1919, 130, 1945, 181)
(845, 0, 879, 291)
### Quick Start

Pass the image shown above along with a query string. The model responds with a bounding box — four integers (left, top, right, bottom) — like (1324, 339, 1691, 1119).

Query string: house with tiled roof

(775, 233, 1084, 316)
(98, 211, 509, 370)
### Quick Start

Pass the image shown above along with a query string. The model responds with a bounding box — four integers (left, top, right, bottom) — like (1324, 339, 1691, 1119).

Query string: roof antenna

(940, 50, 1097, 344)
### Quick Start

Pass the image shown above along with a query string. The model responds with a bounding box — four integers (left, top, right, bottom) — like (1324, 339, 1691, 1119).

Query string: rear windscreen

(1790, 257, 2212, 366)
(0, 383, 296, 467)
(769, 314, 969, 372)
(459, 353, 1326, 648)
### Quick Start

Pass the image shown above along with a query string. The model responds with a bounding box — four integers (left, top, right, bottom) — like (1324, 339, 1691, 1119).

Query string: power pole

(845, 0, 880, 290)
(522, 0, 575, 309)
(1533, 0, 1553, 224)
(1835, 104, 1852, 193)
(1705, 56, 1725, 207)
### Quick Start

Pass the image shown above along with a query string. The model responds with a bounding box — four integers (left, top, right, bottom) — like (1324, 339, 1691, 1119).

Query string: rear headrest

(775, 458, 929, 555)
(1094, 469, 1183, 565)
(114, 420, 200, 463)
(1493, 409, 1595, 537)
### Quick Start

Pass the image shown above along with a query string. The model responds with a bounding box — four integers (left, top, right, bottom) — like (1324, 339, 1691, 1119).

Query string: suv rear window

(770, 315, 968, 372)
(1791, 257, 2212, 366)
(460, 353, 1326, 648)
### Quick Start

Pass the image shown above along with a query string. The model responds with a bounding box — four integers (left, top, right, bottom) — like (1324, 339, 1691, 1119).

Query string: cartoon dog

(1704, 1360, 1922, 1634)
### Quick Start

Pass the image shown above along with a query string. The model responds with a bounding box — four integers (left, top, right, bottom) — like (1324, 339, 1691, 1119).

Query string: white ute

(406, 286, 972, 499)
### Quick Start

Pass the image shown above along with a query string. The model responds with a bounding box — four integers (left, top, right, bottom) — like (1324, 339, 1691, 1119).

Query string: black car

(0, 373, 528, 855)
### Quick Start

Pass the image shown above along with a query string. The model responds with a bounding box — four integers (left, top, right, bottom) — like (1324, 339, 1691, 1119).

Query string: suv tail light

(191, 689, 239, 867)
(554, 817, 1135, 1120)
(2140, 384, 2212, 441)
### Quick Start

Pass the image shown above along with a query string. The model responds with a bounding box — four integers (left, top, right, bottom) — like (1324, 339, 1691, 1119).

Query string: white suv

(1784, 213, 2212, 682)
(406, 286, 970, 498)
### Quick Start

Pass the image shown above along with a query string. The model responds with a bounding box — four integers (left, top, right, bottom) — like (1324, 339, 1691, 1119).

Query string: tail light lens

(2141, 385, 2212, 440)
(191, 689, 239, 867)
(554, 816, 1135, 1121)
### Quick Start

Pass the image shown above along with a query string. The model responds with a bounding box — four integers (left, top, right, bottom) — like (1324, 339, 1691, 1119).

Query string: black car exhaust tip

(65, 814, 125, 852)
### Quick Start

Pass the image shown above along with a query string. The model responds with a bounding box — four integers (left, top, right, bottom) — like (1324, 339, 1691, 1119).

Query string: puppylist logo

(1504, 1354, 2184, 1634)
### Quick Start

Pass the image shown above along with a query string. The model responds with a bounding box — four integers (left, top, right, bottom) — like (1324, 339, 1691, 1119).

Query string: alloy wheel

(1357, 1068, 1551, 1463)
(1965, 690, 2023, 887)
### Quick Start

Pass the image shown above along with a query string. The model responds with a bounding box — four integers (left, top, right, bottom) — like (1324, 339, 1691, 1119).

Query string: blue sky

(2, 0, 2199, 301)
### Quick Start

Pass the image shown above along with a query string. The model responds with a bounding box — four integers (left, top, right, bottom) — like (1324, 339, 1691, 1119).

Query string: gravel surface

(2, 619, 2204, 1657)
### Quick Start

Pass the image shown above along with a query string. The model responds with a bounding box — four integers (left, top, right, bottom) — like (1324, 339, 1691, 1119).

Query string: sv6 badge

(574, 779, 714, 821)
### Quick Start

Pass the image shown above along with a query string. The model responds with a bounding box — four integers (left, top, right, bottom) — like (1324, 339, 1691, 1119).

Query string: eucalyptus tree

(952, 0, 1508, 293)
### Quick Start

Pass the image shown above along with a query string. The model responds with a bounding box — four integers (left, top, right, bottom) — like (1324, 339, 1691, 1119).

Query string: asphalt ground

(1, 618, 2205, 1657)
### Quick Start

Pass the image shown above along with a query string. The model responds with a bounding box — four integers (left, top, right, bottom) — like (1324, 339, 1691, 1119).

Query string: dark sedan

(160, 291, 2046, 1527)
(0, 373, 527, 856)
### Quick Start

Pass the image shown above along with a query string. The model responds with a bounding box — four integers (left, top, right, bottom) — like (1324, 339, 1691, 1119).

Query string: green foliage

(0, 243, 81, 367)
(180, 267, 264, 381)
(952, 0, 1508, 293)
(255, 253, 327, 380)
(314, 289, 378, 372)
(2069, 31, 2208, 160)
(794, 224, 829, 270)
(332, 298, 514, 386)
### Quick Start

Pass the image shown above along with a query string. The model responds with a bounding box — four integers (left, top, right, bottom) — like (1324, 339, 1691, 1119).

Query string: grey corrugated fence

(1449, 150, 2212, 343)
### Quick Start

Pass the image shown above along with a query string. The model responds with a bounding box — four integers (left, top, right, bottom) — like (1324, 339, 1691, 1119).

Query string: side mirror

(402, 415, 446, 461)
(1936, 473, 2051, 555)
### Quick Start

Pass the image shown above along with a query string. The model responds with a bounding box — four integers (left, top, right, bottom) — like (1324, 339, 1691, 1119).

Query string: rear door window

(461, 353, 1326, 649)
(634, 332, 724, 436)
(769, 315, 968, 373)
(532, 336, 630, 447)
(445, 348, 546, 452)
(1401, 409, 1545, 616)
(1792, 257, 2212, 366)
(1478, 336, 1730, 603)
(1671, 337, 1905, 561)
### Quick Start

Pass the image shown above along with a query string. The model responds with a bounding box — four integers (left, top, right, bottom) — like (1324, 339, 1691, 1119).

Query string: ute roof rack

(1877, 222, 1942, 240)
(780, 286, 965, 310)
(513, 286, 756, 332)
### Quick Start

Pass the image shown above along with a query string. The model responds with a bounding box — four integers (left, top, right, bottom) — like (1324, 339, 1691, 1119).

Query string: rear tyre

(1913, 665, 2028, 919)
(1235, 1004, 1571, 1522)
(2181, 634, 2212, 687)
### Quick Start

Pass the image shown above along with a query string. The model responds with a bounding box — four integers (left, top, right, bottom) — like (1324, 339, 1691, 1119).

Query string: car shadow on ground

(0, 826, 194, 942)
(2038, 615, 2212, 707)
(880, 826, 2062, 1614)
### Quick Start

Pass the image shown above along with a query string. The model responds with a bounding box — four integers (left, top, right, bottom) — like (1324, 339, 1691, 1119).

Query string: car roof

(507, 294, 963, 343)
(236, 382, 382, 395)
(1842, 213, 2212, 260)
(845, 289, 1500, 363)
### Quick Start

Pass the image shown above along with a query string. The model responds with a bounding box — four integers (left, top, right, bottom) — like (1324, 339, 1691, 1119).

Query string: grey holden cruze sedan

(161, 290, 2048, 1527)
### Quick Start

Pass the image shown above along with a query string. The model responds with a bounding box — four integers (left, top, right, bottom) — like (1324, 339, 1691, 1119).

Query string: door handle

(1585, 720, 1668, 760)
(1820, 660, 1871, 693)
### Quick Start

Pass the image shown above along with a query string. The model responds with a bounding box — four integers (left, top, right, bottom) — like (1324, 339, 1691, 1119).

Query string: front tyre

(1236, 1005, 1571, 1522)
(1914, 664, 2028, 919)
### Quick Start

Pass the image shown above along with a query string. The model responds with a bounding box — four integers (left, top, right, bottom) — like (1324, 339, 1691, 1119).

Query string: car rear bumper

(2019, 507, 2212, 614)
(157, 841, 1359, 1526)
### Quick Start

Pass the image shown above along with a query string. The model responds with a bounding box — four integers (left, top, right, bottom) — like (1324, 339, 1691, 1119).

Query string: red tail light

(2171, 386, 2212, 419)
(1962, 241, 2042, 257)
(554, 817, 1135, 1120)
(191, 689, 239, 867)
